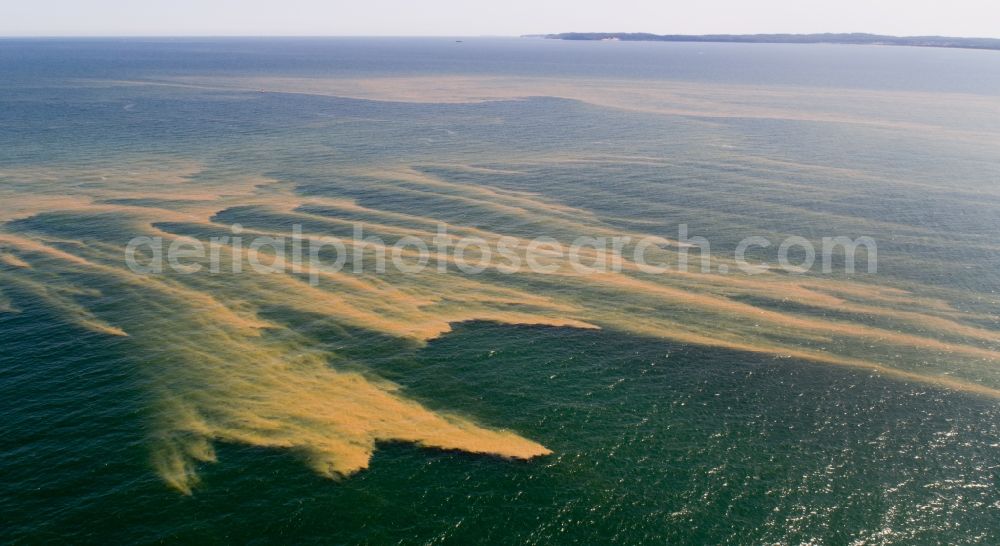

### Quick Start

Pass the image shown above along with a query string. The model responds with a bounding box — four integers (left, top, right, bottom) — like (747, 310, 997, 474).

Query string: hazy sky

(3, 0, 999, 38)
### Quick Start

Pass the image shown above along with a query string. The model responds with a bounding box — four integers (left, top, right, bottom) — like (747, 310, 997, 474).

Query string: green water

(1, 38, 999, 544)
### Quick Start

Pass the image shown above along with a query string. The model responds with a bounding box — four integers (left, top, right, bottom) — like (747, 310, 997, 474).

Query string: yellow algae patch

(0, 234, 100, 268)
(164, 360, 551, 490)
(0, 195, 95, 223)
(6, 151, 1000, 494)
(1, 253, 31, 269)
(0, 287, 18, 314)
(143, 75, 1000, 143)
(135, 308, 552, 494)
(78, 319, 128, 337)
(0, 275, 128, 336)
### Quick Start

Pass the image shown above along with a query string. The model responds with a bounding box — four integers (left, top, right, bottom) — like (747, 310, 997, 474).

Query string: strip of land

(529, 32, 1000, 51)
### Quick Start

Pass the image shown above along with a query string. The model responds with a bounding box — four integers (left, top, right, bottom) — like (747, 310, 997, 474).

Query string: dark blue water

(3, 37, 1000, 92)
(1, 38, 999, 544)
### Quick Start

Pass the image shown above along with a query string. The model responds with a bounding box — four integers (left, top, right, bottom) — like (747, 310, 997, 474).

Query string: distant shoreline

(528, 32, 1000, 51)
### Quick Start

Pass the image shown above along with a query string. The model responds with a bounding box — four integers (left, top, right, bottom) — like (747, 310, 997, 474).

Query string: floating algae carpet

(2, 38, 1000, 543)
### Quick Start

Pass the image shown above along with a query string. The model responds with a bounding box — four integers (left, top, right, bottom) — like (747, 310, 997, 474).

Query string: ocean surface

(1, 37, 999, 544)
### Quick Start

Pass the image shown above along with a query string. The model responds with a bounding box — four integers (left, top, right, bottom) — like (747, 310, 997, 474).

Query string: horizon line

(2, 31, 999, 40)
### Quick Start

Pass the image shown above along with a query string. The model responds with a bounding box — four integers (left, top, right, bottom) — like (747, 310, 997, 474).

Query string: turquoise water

(1, 38, 1000, 544)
